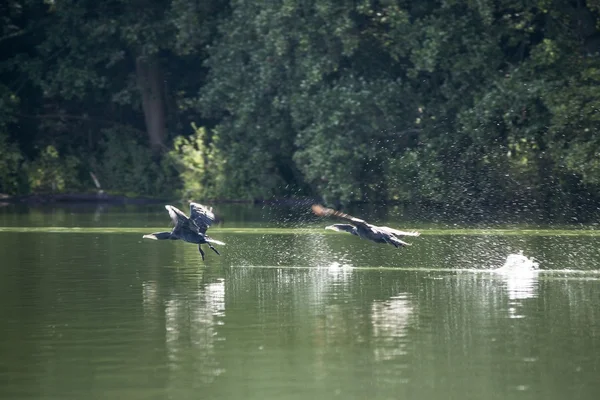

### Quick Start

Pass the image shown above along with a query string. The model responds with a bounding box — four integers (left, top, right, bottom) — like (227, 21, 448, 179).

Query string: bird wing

(189, 202, 216, 234)
(312, 204, 368, 227)
(165, 205, 190, 231)
(325, 224, 357, 234)
(378, 226, 421, 237)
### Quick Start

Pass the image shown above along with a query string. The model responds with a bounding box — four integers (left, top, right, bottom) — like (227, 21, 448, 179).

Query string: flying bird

(312, 204, 420, 248)
(143, 202, 225, 260)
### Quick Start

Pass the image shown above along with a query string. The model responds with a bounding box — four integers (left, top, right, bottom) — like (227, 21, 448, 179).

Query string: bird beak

(143, 234, 158, 240)
(325, 225, 336, 230)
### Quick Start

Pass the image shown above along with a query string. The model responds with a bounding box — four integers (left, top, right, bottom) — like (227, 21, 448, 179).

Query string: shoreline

(0, 193, 320, 207)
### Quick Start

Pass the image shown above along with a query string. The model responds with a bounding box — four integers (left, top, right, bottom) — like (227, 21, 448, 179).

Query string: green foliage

(385, 146, 445, 204)
(201, 0, 418, 203)
(1, 0, 600, 216)
(27, 145, 81, 193)
(89, 130, 178, 197)
(292, 77, 415, 204)
(168, 123, 225, 200)
(195, 0, 600, 209)
(0, 133, 25, 194)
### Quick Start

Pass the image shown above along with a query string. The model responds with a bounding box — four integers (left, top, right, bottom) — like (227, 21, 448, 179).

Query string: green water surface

(0, 204, 599, 400)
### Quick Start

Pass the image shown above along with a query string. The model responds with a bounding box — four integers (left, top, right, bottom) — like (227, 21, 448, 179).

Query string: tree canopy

(1, 0, 599, 218)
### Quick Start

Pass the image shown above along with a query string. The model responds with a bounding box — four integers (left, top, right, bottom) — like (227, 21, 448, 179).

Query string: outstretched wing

(325, 224, 357, 234)
(311, 204, 368, 227)
(379, 226, 421, 238)
(165, 205, 189, 230)
(189, 202, 216, 234)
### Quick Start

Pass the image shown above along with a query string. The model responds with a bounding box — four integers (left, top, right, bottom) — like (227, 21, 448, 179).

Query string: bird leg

(208, 244, 220, 256)
(198, 244, 205, 260)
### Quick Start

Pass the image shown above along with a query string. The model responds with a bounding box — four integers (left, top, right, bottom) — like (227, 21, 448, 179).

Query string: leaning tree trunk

(136, 55, 167, 153)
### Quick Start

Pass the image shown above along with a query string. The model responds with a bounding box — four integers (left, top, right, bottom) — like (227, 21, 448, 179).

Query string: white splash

(496, 251, 539, 272)
(326, 261, 353, 280)
(494, 251, 540, 303)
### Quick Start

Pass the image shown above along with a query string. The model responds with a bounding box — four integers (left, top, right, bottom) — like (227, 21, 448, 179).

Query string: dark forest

(1, 0, 599, 218)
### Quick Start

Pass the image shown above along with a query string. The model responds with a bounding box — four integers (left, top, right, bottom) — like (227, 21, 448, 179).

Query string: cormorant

(143, 202, 225, 260)
(312, 204, 420, 248)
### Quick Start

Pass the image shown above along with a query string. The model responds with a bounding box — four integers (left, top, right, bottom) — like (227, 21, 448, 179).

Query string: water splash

(495, 251, 539, 272)
(494, 251, 540, 306)
(325, 261, 353, 281)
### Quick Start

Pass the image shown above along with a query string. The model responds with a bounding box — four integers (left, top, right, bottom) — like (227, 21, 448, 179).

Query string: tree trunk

(136, 55, 166, 153)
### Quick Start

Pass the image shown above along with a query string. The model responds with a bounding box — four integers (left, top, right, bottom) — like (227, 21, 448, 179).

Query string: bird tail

(206, 238, 226, 246)
(383, 228, 421, 237)
(388, 236, 412, 248)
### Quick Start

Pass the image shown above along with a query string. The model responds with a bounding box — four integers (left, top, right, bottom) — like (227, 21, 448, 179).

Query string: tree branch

(0, 29, 29, 44)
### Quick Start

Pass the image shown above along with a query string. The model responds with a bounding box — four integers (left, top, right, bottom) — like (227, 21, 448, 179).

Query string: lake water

(1, 203, 599, 400)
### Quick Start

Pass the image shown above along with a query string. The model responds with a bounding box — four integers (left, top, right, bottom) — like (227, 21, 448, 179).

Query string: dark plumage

(312, 204, 420, 248)
(143, 202, 225, 260)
